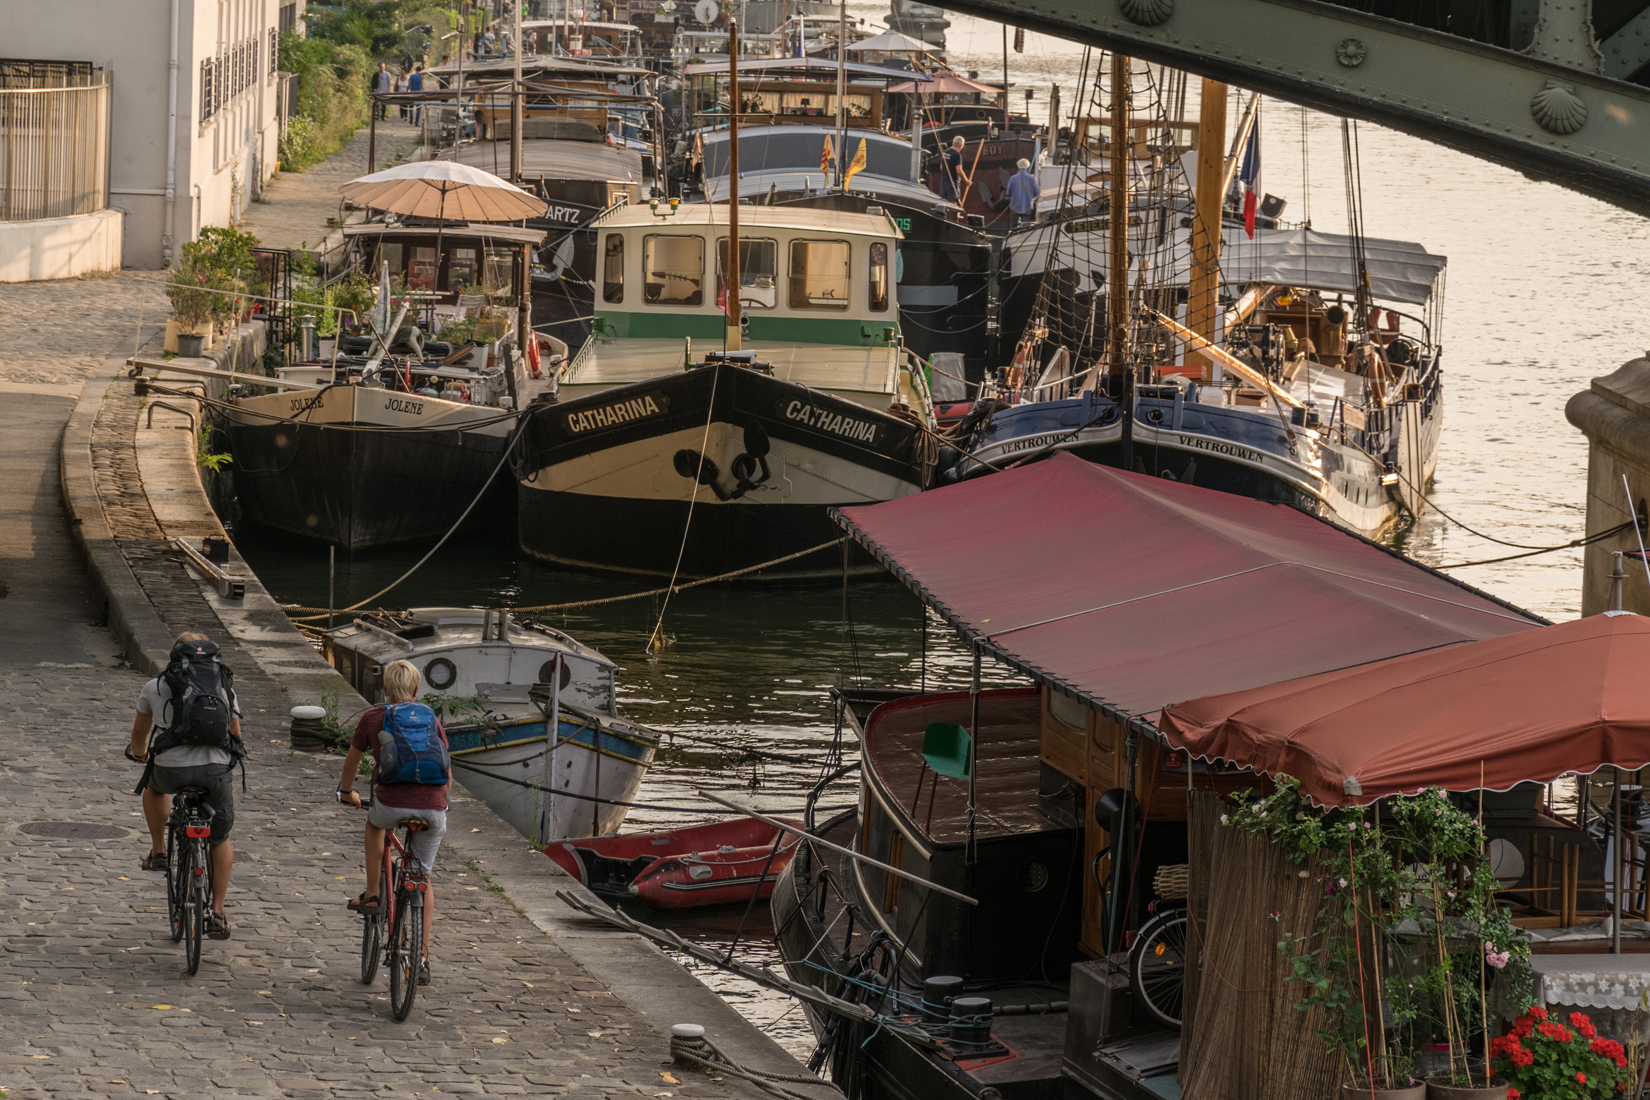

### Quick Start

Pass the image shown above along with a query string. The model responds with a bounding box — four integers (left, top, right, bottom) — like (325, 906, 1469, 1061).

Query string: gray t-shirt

(138, 676, 239, 768)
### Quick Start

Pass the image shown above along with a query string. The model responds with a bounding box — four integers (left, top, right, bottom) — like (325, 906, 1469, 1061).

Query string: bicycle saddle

(398, 817, 431, 831)
(174, 786, 211, 797)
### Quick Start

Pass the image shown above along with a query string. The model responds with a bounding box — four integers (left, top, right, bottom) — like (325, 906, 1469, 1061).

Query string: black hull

(223, 419, 513, 551)
(517, 362, 926, 578)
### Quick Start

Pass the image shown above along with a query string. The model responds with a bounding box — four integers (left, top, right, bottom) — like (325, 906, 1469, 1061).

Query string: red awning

(1158, 612, 1650, 806)
(834, 454, 1542, 720)
(887, 73, 1003, 95)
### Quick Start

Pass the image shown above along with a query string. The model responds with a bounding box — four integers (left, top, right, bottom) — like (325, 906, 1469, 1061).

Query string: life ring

(425, 657, 457, 690)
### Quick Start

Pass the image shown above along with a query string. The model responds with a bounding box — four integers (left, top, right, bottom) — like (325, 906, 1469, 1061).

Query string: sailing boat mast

(835, 0, 847, 190)
(727, 19, 742, 351)
(511, 0, 523, 183)
(1188, 78, 1226, 381)
(1105, 52, 1129, 375)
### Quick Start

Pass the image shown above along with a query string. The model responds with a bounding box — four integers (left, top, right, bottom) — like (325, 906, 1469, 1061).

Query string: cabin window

(1049, 690, 1087, 732)
(868, 242, 889, 313)
(716, 237, 777, 310)
(375, 243, 404, 284)
(643, 234, 705, 306)
(409, 247, 438, 292)
(484, 248, 515, 298)
(448, 247, 479, 293)
(789, 239, 850, 310)
(602, 234, 624, 303)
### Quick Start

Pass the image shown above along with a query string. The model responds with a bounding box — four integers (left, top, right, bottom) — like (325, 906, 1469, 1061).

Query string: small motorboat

(323, 607, 659, 841)
(544, 816, 803, 909)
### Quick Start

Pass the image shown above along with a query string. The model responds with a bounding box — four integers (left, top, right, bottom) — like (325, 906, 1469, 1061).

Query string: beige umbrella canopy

(845, 29, 935, 52)
(338, 160, 548, 222)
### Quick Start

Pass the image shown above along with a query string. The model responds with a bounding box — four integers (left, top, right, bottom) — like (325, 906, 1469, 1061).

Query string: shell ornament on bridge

(1530, 79, 1588, 134)
(1335, 38, 1367, 67)
(1117, 0, 1173, 26)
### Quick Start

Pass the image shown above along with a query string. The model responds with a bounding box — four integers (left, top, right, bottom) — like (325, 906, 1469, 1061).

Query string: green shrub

(278, 32, 370, 171)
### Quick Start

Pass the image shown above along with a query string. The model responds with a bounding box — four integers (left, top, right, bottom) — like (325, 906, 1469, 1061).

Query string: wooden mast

(1105, 51, 1129, 376)
(1188, 79, 1228, 380)
(726, 19, 742, 351)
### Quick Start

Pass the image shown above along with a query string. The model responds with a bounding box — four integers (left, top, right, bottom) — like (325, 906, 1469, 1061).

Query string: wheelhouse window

(716, 237, 778, 309)
(644, 234, 705, 306)
(484, 248, 515, 298)
(602, 233, 624, 303)
(408, 246, 438, 292)
(448, 247, 479, 293)
(868, 242, 889, 313)
(788, 239, 850, 311)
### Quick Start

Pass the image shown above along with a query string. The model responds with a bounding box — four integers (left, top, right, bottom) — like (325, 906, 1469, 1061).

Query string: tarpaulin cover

(1158, 612, 1650, 807)
(835, 454, 1541, 720)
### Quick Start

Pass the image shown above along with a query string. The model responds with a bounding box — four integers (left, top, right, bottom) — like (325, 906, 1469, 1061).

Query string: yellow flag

(844, 136, 868, 190)
(693, 131, 704, 168)
(819, 133, 833, 177)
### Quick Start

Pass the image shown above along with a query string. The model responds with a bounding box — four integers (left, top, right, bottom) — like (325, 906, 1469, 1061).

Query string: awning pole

(1615, 766, 1624, 954)
(967, 644, 980, 868)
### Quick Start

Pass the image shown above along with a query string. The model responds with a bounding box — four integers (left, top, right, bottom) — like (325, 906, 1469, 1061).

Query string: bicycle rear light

(186, 825, 211, 838)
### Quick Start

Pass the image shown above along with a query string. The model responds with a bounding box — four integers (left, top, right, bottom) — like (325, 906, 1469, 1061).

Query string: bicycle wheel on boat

(1128, 907, 1188, 1030)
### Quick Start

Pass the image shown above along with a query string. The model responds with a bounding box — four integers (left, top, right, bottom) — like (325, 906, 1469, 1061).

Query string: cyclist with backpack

(129, 632, 245, 940)
(336, 659, 449, 985)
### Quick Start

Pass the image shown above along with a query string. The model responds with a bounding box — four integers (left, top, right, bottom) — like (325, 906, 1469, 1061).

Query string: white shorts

(368, 801, 447, 873)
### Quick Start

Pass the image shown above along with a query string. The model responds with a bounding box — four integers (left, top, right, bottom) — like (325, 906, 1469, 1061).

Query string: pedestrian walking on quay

(372, 61, 393, 120)
(396, 67, 412, 119)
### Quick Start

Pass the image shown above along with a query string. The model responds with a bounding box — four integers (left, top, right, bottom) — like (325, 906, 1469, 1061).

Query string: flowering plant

(1491, 1006, 1630, 1099)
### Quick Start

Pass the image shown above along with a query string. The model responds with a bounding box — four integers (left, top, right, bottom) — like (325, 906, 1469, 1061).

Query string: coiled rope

(668, 1033, 825, 1100)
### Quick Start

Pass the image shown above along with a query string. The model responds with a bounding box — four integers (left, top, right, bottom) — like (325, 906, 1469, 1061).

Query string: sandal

(347, 892, 380, 914)
(206, 913, 232, 940)
(142, 851, 168, 872)
(418, 958, 431, 986)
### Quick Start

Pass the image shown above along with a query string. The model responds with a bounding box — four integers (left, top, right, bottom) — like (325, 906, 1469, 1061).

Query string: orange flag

(844, 136, 868, 191)
(819, 133, 833, 179)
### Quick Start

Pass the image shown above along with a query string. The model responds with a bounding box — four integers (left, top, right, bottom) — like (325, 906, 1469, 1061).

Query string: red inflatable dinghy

(544, 816, 804, 909)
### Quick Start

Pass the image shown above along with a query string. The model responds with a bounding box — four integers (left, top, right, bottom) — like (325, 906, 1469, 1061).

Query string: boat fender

(527, 332, 543, 378)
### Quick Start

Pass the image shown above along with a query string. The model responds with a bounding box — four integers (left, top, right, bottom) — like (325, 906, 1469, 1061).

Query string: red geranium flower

(1511, 1046, 1534, 1068)
(1506, 1089, 1520, 1100)
(1577, 1072, 1587, 1084)
(1570, 1012, 1598, 1038)
(1527, 1005, 1548, 1021)
(1537, 1021, 1573, 1042)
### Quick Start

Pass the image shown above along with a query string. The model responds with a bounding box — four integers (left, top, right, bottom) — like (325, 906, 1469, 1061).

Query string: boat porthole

(1021, 862, 1048, 893)
(1147, 409, 1164, 423)
(425, 657, 457, 690)
(538, 660, 573, 689)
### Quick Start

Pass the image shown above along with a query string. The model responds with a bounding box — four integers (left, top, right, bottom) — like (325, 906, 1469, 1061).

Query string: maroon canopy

(1158, 612, 1650, 807)
(835, 455, 1541, 719)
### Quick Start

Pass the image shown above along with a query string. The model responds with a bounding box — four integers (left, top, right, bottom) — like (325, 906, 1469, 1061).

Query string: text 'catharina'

(784, 401, 877, 444)
(565, 394, 665, 434)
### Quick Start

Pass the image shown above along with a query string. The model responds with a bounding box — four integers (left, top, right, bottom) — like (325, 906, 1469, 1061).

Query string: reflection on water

(237, 3, 1650, 1064)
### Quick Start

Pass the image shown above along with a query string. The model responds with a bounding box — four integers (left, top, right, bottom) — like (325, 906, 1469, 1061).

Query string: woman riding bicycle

(130, 631, 243, 941)
(337, 659, 449, 986)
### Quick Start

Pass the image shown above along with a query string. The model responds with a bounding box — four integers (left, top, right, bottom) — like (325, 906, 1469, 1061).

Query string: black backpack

(151, 640, 238, 755)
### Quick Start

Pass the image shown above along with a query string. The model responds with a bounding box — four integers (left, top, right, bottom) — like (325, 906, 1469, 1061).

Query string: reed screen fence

(0, 73, 111, 222)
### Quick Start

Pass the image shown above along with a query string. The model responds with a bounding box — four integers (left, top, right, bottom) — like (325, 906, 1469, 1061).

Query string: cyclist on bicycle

(337, 659, 448, 985)
(130, 631, 243, 940)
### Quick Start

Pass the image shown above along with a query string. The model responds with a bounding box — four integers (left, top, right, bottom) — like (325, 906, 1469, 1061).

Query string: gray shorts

(368, 800, 446, 873)
(150, 763, 235, 845)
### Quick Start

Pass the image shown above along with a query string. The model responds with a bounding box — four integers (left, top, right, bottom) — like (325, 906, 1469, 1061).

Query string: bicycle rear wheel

(388, 890, 423, 1021)
(181, 843, 205, 975)
(360, 907, 383, 985)
(1128, 908, 1188, 1029)
(166, 825, 184, 943)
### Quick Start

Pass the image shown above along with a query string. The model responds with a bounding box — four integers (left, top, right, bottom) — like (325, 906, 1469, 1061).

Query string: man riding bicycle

(337, 659, 449, 986)
(130, 632, 244, 940)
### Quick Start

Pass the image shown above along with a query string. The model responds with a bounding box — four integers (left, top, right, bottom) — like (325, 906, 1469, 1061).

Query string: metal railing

(0, 71, 111, 222)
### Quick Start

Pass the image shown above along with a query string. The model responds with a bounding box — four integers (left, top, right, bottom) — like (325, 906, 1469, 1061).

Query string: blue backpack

(375, 703, 450, 785)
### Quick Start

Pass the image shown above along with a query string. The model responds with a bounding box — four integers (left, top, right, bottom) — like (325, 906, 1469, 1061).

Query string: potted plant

(167, 259, 217, 356)
(1490, 1006, 1631, 1100)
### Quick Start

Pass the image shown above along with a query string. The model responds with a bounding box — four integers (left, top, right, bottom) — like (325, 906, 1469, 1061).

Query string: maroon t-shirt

(352, 706, 451, 811)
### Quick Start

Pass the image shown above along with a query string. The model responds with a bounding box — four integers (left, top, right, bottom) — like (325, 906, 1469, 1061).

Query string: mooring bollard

(290, 705, 329, 752)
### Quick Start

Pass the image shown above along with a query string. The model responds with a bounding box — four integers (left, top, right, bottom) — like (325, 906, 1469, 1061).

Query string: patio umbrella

(846, 29, 935, 52)
(886, 72, 1002, 95)
(338, 160, 548, 222)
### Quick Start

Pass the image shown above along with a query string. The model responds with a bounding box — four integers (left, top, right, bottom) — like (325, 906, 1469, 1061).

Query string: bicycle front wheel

(360, 907, 383, 985)
(166, 826, 184, 943)
(181, 844, 205, 975)
(1128, 908, 1189, 1030)
(388, 891, 423, 1021)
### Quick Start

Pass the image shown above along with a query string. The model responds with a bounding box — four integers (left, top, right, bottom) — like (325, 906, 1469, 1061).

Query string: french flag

(1238, 117, 1261, 239)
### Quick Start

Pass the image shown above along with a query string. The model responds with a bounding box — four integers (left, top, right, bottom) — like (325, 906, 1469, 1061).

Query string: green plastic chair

(921, 723, 973, 780)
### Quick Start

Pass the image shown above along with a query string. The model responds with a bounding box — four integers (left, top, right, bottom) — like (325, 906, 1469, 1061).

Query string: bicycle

(165, 786, 216, 975)
(128, 746, 216, 975)
(343, 794, 430, 1020)
(1127, 903, 1189, 1030)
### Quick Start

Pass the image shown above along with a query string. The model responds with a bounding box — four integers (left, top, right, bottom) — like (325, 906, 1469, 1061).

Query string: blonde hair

(175, 632, 208, 645)
(382, 660, 422, 704)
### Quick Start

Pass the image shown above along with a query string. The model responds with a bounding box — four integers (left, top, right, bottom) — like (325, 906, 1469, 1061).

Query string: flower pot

(1341, 1083, 1425, 1099)
(1424, 1076, 1507, 1100)
(176, 332, 206, 358)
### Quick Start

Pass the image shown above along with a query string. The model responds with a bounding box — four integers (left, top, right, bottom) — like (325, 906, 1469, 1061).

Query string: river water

(234, 8, 1650, 1062)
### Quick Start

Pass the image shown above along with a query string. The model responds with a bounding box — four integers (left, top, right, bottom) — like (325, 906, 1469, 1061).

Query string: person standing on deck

(939, 135, 966, 204)
(1007, 158, 1040, 230)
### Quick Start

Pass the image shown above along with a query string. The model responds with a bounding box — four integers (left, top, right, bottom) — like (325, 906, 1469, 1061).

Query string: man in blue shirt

(409, 66, 424, 126)
(939, 135, 965, 204)
(1006, 158, 1040, 230)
